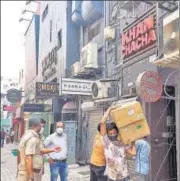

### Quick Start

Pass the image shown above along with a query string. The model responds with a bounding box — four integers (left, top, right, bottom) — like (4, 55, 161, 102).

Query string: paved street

(1, 143, 90, 181)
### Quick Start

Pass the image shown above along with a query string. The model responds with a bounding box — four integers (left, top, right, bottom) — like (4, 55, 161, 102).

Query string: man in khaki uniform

(17, 118, 60, 181)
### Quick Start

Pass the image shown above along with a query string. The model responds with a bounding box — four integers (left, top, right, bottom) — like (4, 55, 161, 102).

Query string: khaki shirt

(18, 130, 43, 171)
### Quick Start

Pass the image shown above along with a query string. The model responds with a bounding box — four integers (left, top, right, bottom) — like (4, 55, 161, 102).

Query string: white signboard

(59, 78, 93, 95)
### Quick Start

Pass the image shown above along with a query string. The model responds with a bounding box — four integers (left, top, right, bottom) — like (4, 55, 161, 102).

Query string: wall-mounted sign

(122, 14, 156, 61)
(3, 105, 16, 112)
(42, 46, 58, 82)
(59, 78, 93, 95)
(35, 82, 59, 99)
(6, 89, 22, 103)
(136, 71, 163, 103)
(22, 104, 44, 112)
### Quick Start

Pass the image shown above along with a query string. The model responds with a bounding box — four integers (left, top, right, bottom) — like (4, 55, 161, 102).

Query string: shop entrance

(151, 85, 177, 181)
(165, 85, 177, 181)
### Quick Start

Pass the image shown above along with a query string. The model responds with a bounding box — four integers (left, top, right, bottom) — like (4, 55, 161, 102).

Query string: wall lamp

(22, 9, 37, 15)
(26, 1, 40, 5)
(19, 18, 31, 23)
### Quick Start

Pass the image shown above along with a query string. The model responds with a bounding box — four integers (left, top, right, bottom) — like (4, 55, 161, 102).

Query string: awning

(112, 97, 139, 106)
(81, 101, 96, 111)
(62, 101, 77, 113)
(152, 50, 179, 69)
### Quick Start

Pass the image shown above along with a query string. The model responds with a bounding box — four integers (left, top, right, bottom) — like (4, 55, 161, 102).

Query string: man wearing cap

(17, 118, 60, 181)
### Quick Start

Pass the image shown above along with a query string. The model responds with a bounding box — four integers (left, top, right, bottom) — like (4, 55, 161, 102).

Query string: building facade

(71, 1, 105, 164)
(105, 1, 179, 180)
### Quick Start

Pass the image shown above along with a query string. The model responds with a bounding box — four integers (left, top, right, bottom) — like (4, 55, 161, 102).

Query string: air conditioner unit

(71, 62, 81, 76)
(121, 87, 137, 98)
(164, 9, 179, 57)
(92, 80, 112, 99)
(80, 43, 98, 69)
(104, 26, 115, 40)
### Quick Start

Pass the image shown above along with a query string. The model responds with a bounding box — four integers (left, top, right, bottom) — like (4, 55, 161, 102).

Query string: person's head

(106, 122, 119, 141)
(56, 121, 64, 135)
(28, 118, 41, 134)
(39, 119, 46, 134)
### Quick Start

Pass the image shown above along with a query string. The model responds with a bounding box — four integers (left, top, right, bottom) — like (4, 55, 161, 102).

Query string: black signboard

(22, 104, 44, 112)
(6, 89, 22, 103)
(35, 82, 59, 99)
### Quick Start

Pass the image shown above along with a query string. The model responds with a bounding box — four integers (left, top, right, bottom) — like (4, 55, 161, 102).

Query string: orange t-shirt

(90, 133, 106, 166)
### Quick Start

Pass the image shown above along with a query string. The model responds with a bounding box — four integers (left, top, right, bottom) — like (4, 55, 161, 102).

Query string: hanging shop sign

(6, 88, 22, 103)
(35, 82, 59, 99)
(42, 46, 58, 82)
(59, 78, 93, 95)
(3, 105, 16, 112)
(22, 104, 44, 112)
(136, 70, 163, 103)
(122, 11, 156, 61)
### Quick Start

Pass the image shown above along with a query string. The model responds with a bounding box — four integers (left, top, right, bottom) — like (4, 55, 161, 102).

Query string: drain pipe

(176, 2, 180, 181)
(103, 1, 108, 78)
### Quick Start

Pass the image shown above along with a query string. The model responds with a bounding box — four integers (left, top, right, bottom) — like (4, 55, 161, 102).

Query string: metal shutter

(86, 108, 103, 163)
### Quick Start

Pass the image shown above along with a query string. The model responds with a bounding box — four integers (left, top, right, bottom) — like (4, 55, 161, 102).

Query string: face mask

(39, 127, 44, 135)
(108, 134, 118, 141)
(56, 128, 63, 135)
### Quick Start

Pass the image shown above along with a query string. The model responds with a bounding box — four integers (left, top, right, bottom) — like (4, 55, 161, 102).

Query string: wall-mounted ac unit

(104, 26, 115, 41)
(92, 80, 112, 100)
(80, 43, 98, 69)
(164, 9, 179, 57)
(71, 62, 81, 76)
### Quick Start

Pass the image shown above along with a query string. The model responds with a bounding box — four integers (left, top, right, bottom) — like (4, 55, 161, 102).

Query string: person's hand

(48, 157, 55, 164)
(105, 106, 118, 115)
(52, 147, 61, 153)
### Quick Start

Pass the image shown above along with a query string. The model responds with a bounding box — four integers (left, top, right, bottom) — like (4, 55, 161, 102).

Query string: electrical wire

(163, 70, 178, 99)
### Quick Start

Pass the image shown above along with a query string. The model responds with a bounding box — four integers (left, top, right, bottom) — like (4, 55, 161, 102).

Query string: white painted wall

(38, 1, 68, 82)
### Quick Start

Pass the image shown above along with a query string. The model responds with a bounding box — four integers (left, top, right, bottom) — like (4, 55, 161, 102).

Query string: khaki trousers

(17, 170, 42, 181)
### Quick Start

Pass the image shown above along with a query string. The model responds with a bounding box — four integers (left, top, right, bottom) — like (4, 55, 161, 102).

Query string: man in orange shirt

(90, 123, 107, 181)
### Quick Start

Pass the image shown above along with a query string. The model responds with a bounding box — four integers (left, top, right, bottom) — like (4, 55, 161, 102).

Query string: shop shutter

(86, 108, 103, 163)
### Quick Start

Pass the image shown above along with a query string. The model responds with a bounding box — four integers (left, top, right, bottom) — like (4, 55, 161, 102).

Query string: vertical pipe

(103, 1, 108, 78)
(176, 81, 180, 181)
(176, 2, 180, 180)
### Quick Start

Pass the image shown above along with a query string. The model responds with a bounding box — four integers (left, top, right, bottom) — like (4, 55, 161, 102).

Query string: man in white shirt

(44, 121, 68, 181)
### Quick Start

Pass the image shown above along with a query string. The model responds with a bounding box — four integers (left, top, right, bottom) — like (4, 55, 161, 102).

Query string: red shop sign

(3, 105, 16, 112)
(136, 71, 163, 103)
(122, 15, 156, 59)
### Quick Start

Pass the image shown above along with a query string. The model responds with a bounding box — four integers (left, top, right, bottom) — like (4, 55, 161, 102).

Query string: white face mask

(39, 127, 44, 135)
(56, 128, 63, 135)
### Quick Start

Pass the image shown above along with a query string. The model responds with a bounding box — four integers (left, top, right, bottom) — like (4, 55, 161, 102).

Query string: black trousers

(90, 164, 107, 181)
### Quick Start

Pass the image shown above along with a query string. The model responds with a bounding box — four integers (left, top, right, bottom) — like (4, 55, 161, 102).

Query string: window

(50, 20, 52, 42)
(42, 5, 48, 22)
(57, 29, 62, 48)
(88, 23, 100, 42)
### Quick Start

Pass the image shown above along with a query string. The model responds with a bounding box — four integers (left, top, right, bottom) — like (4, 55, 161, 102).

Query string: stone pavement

(1, 143, 90, 181)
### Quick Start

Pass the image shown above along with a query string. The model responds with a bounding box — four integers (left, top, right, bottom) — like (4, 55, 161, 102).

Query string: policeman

(17, 118, 60, 181)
